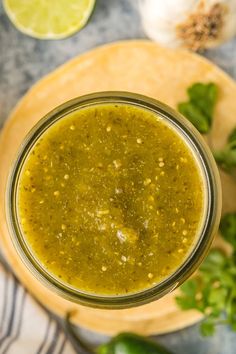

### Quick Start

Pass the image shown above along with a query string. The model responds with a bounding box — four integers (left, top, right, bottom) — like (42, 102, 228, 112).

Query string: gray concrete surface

(1, 1, 236, 353)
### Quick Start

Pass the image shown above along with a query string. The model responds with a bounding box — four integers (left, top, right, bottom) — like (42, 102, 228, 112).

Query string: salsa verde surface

(18, 103, 205, 295)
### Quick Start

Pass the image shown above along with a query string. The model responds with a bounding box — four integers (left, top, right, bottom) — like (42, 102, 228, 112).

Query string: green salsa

(18, 103, 205, 295)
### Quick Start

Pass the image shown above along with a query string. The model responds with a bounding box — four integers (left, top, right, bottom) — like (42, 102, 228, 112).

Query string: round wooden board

(1, 40, 236, 336)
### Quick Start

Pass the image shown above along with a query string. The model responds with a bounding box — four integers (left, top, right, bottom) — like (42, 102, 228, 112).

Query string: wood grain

(0, 40, 236, 335)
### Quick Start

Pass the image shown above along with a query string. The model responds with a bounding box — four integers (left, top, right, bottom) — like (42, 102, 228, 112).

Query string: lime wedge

(3, 0, 96, 39)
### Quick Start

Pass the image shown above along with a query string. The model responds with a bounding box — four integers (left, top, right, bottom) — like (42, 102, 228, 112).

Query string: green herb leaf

(214, 139, 236, 174)
(178, 102, 210, 134)
(228, 128, 236, 144)
(177, 82, 218, 134)
(175, 212, 236, 337)
(188, 82, 218, 119)
(200, 321, 215, 336)
(220, 212, 236, 247)
(200, 249, 226, 272)
(176, 279, 199, 310)
(208, 287, 228, 309)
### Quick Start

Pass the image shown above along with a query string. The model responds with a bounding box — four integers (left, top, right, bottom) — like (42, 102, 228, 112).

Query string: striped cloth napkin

(0, 251, 75, 354)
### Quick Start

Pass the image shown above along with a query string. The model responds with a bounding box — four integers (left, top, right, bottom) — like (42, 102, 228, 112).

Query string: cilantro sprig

(214, 128, 236, 175)
(178, 82, 218, 134)
(178, 82, 236, 178)
(176, 212, 236, 336)
(176, 82, 236, 335)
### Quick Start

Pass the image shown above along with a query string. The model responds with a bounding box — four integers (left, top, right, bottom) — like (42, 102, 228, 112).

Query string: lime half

(3, 0, 96, 39)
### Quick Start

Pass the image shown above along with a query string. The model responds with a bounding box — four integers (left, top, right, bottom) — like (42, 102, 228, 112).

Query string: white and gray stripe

(0, 255, 76, 354)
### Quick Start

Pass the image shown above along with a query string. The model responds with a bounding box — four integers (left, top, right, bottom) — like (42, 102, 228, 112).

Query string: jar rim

(6, 91, 222, 309)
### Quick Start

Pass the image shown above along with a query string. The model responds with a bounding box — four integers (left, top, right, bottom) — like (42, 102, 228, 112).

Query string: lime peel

(3, 0, 96, 39)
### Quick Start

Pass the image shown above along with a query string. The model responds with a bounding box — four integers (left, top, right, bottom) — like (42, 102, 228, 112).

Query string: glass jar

(6, 92, 221, 309)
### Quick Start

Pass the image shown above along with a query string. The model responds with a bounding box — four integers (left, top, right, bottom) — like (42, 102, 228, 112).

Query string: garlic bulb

(140, 0, 236, 51)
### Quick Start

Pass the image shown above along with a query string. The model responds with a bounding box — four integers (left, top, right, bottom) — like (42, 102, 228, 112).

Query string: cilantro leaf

(178, 82, 218, 134)
(175, 279, 199, 310)
(220, 212, 236, 248)
(178, 102, 210, 134)
(188, 82, 218, 119)
(214, 133, 236, 174)
(200, 249, 226, 272)
(228, 128, 236, 144)
(175, 214, 236, 337)
(200, 321, 215, 336)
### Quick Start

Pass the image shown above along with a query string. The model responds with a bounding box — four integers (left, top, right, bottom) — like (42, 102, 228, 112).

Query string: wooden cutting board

(1, 40, 236, 335)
